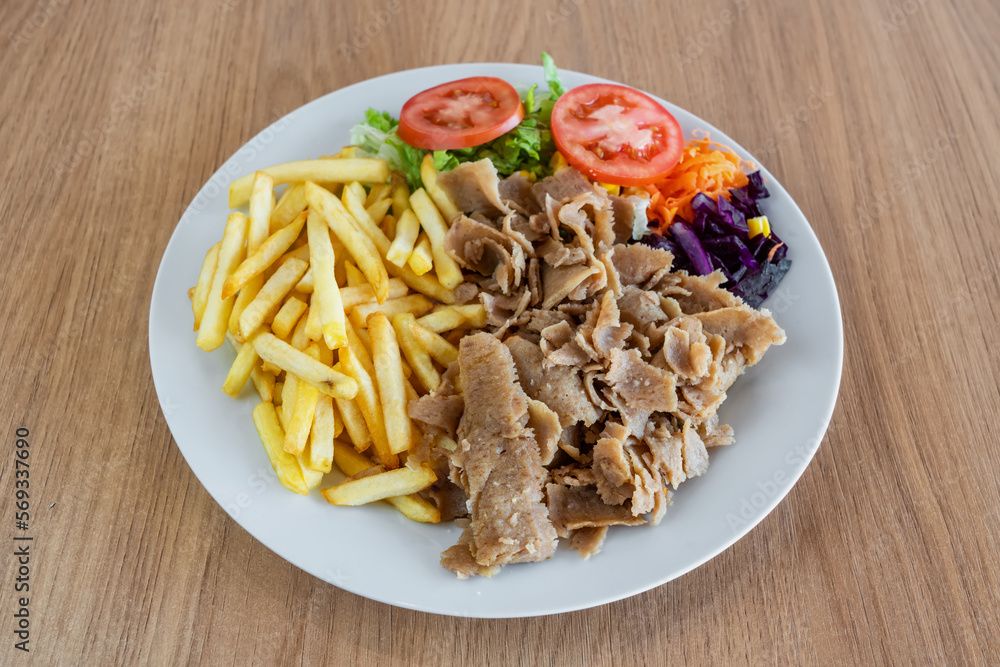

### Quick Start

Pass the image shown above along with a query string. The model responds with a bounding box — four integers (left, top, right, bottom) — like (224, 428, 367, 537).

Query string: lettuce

(349, 53, 566, 189)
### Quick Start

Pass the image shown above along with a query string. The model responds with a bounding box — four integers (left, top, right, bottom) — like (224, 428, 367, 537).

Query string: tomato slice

(551, 83, 684, 186)
(398, 76, 525, 150)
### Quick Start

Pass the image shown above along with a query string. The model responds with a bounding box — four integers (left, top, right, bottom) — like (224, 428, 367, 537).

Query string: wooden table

(2, 0, 998, 662)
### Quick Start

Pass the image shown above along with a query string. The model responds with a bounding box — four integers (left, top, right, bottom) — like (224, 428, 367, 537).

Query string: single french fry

(229, 159, 390, 208)
(339, 279, 408, 311)
(248, 171, 275, 252)
(350, 294, 434, 331)
(239, 258, 309, 339)
(392, 313, 440, 392)
(270, 182, 308, 232)
(251, 364, 276, 402)
(420, 153, 461, 221)
(192, 242, 221, 330)
(223, 329, 264, 397)
(416, 304, 487, 333)
(408, 321, 459, 366)
(271, 297, 308, 339)
(252, 402, 309, 495)
(306, 209, 348, 350)
(409, 188, 463, 289)
(407, 234, 434, 276)
(223, 210, 307, 299)
(416, 309, 463, 334)
(254, 333, 358, 399)
(340, 345, 397, 469)
(386, 209, 419, 268)
(284, 378, 319, 456)
(365, 183, 391, 207)
(390, 172, 410, 219)
(335, 396, 372, 451)
(305, 181, 389, 302)
(322, 465, 436, 506)
(330, 441, 439, 522)
(308, 394, 335, 472)
(197, 213, 249, 351)
(367, 313, 412, 455)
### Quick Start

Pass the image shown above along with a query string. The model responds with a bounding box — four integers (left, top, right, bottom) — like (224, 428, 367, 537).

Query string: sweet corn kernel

(598, 182, 621, 196)
(549, 151, 569, 172)
(748, 215, 771, 239)
(517, 170, 537, 183)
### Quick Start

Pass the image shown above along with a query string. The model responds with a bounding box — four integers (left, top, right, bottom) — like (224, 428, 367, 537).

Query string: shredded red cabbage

(641, 171, 791, 308)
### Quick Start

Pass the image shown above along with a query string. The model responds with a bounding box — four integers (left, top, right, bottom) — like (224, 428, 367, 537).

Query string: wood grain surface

(1, 0, 998, 663)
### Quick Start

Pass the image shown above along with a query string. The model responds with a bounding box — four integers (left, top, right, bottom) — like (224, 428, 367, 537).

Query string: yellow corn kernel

(517, 170, 537, 183)
(748, 216, 771, 239)
(598, 182, 621, 196)
(549, 151, 569, 172)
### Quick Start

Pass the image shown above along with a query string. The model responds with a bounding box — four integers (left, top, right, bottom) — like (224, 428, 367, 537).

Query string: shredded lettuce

(349, 53, 565, 190)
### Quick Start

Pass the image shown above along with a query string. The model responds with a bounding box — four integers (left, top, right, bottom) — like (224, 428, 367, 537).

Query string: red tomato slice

(398, 76, 525, 150)
(551, 83, 684, 186)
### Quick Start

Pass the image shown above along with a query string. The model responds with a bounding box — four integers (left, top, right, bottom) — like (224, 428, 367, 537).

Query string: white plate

(149, 63, 843, 618)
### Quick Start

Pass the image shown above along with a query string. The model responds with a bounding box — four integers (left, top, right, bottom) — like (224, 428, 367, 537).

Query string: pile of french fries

(189, 151, 485, 524)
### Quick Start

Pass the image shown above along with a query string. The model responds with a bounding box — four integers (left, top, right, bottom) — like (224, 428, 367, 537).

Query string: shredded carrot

(648, 133, 754, 232)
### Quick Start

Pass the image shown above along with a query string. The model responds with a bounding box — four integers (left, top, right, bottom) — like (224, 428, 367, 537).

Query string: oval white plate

(149, 63, 843, 618)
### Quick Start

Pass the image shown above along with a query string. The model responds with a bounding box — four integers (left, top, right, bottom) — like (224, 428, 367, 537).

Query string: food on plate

(187, 54, 791, 578)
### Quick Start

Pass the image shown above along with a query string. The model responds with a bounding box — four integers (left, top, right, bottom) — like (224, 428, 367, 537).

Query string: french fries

(306, 209, 347, 349)
(420, 153, 461, 221)
(305, 181, 389, 303)
(340, 279, 408, 310)
(340, 345, 398, 469)
(309, 395, 336, 473)
(223, 210, 306, 299)
(248, 172, 275, 251)
(193, 147, 481, 520)
(254, 333, 358, 399)
(392, 313, 440, 392)
(408, 321, 460, 366)
(223, 330, 263, 397)
(239, 257, 309, 338)
(416, 304, 488, 334)
(367, 313, 412, 455)
(386, 209, 419, 268)
(253, 402, 309, 495)
(229, 159, 390, 207)
(408, 234, 434, 276)
(283, 377, 319, 456)
(322, 463, 437, 506)
(271, 296, 307, 339)
(192, 242, 221, 331)
(270, 182, 308, 231)
(409, 188, 463, 289)
(350, 294, 434, 329)
(197, 212, 249, 351)
(330, 441, 440, 522)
